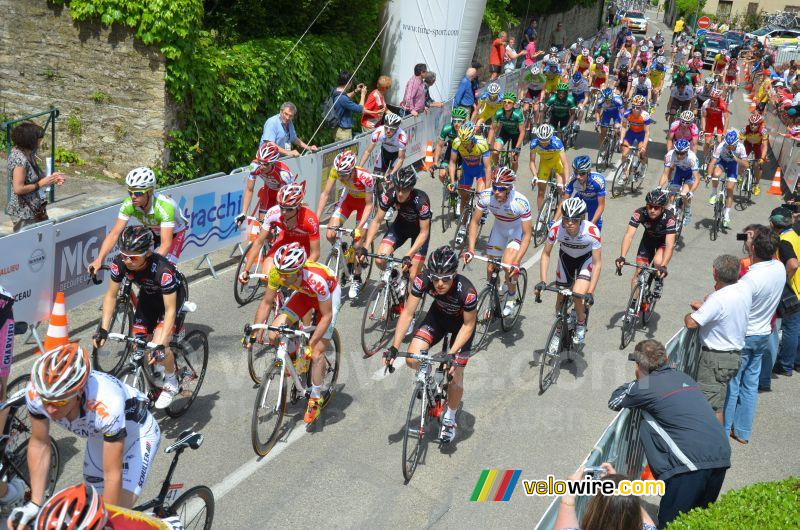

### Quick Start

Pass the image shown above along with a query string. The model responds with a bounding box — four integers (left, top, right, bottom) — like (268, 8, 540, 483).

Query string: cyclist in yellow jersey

(474, 82, 503, 131)
(543, 58, 563, 96)
(529, 123, 568, 211)
(449, 121, 491, 223)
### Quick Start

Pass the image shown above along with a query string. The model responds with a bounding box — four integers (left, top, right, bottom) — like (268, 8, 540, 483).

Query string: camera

(736, 233, 748, 241)
(583, 466, 606, 479)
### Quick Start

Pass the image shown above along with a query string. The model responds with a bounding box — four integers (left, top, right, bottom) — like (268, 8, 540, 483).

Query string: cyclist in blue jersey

(562, 156, 606, 230)
(595, 88, 624, 164)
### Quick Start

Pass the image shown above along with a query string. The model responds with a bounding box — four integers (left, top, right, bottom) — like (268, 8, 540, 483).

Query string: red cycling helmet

(255, 142, 280, 164)
(277, 182, 306, 208)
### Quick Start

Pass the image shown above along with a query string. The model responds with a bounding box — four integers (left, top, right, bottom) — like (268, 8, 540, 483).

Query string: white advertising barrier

(0, 222, 55, 323)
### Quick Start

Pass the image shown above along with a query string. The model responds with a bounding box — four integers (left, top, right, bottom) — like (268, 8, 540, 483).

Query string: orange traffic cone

(641, 465, 655, 481)
(768, 166, 783, 196)
(423, 141, 434, 171)
(40, 292, 70, 353)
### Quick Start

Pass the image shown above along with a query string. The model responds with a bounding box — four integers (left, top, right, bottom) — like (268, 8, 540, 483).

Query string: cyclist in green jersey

(544, 82, 577, 134)
(433, 107, 467, 184)
(594, 42, 612, 65)
(487, 92, 525, 172)
(88, 167, 188, 274)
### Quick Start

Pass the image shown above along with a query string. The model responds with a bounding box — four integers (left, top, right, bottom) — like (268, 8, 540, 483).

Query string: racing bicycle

(616, 260, 661, 349)
(321, 224, 374, 299)
(436, 163, 459, 233)
(595, 124, 619, 170)
(88, 265, 136, 374)
(709, 181, 726, 241)
(467, 255, 527, 350)
(666, 187, 689, 244)
(234, 215, 270, 305)
(610, 142, 647, 198)
(451, 188, 484, 252)
(735, 154, 755, 210)
(533, 170, 559, 247)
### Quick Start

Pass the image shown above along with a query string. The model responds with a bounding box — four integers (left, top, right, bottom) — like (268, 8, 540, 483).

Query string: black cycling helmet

(645, 188, 669, 207)
(118, 225, 153, 254)
(427, 246, 459, 275)
(770, 206, 794, 229)
(391, 166, 417, 189)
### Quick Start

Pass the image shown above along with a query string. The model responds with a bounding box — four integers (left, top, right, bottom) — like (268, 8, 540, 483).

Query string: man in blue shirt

(332, 70, 371, 141)
(260, 102, 317, 157)
(454, 67, 478, 116)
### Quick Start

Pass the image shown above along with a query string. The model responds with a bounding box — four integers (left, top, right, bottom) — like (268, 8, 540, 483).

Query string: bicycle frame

(245, 324, 312, 400)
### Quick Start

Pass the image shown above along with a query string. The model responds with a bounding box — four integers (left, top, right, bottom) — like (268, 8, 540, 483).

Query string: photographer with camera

(331, 71, 373, 141)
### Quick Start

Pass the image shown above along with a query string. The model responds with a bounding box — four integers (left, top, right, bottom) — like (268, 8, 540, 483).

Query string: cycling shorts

(600, 110, 621, 126)
(538, 157, 565, 182)
(497, 130, 521, 148)
(724, 74, 737, 83)
(487, 223, 522, 257)
(556, 251, 593, 287)
(153, 229, 186, 264)
(413, 309, 473, 366)
(458, 163, 486, 190)
(381, 222, 429, 261)
(670, 99, 692, 112)
(282, 285, 341, 341)
(334, 193, 368, 223)
(0, 317, 13, 378)
(132, 289, 186, 336)
(592, 77, 607, 89)
(744, 141, 763, 160)
(703, 119, 724, 135)
(624, 129, 646, 146)
(83, 412, 160, 497)
(716, 158, 739, 181)
(550, 115, 570, 130)
(572, 92, 586, 104)
(256, 187, 278, 215)
(525, 88, 544, 101)
(376, 146, 400, 173)
(636, 237, 666, 265)
(670, 167, 695, 187)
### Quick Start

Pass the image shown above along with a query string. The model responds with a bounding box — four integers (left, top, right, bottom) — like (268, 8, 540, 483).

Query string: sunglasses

(503, 99, 515, 104)
(431, 274, 455, 283)
(385, 127, 399, 133)
(128, 189, 151, 198)
(676, 151, 688, 157)
(645, 204, 663, 210)
(562, 217, 581, 223)
(276, 269, 298, 278)
(120, 252, 146, 262)
(492, 184, 511, 192)
(280, 205, 299, 212)
(42, 397, 71, 407)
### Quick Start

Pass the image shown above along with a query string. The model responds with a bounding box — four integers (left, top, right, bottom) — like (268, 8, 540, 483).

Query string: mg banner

(0, 222, 56, 323)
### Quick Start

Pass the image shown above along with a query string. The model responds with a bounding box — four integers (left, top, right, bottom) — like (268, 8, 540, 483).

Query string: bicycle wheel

(642, 282, 658, 325)
(473, 286, 497, 351)
(10, 436, 61, 498)
(251, 363, 287, 456)
(440, 186, 453, 233)
(325, 248, 341, 283)
(674, 202, 686, 244)
(233, 243, 261, 306)
(710, 200, 721, 241)
(4, 374, 32, 451)
(168, 484, 215, 530)
(596, 137, 609, 169)
(631, 160, 646, 192)
(610, 161, 628, 198)
(117, 364, 147, 396)
(91, 299, 134, 374)
(533, 197, 551, 247)
(320, 329, 342, 403)
(539, 319, 562, 395)
(620, 283, 641, 350)
(360, 282, 394, 358)
(165, 330, 209, 418)
(247, 339, 276, 385)
(401, 382, 425, 483)
(500, 269, 527, 331)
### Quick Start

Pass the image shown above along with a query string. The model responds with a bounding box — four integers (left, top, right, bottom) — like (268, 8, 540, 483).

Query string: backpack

(321, 89, 342, 129)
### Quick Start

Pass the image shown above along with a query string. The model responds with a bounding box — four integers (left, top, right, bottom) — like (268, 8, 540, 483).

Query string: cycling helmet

(125, 167, 156, 189)
(457, 121, 476, 141)
(770, 206, 794, 229)
(502, 91, 517, 102)
(693, 51, 701, 58)
(536, 123, 555, 141)
(391, 166, 417, 189)
(255, 142, 280, 164)
(549, 46, 558, 54)
(637, 69, 647, 76)
(581, 47, 590, 56)
(492, 166, 516, 187)
(679, 110, 695, 123)
(601, 87, 613, 100)
(596, 56, 606, 64)
(31, 343, 90, 402)
(631, 94, 646, 107)
(427, 246, 458, 275)
(487, 82, 501, 95)
(626, 35, 634, 42)
(556, 82, 569, 92)
(725, 54, 731, 61)
(118, 225, 153, 254)
(530, 65, 541, 75)
(572, 72, 583, 83)
(640, 45, 649, 53)
(384, 112, 401, 128)
(657, 55, 666, 64)
(724, 129, 739, 146)
(561, 197, 587, 219)
(749, 112, 764, 124)
(656, 30, 663, 36)
(333, 150, 357, 174)
(273, 242, 307, 273)
(600, 42, 609, 51)
(277, 182, 305, 208)
(674, 139, 691, 153)
(677, 64, 688, 73)
(35, 483, 106, 530)
(572, 155, 592, 174)
(451, 107, 469, 120)
(645, 188, 669, 207)
(577, 37, 584, 44)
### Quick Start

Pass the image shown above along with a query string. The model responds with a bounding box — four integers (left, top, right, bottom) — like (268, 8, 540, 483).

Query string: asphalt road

(9, 11, 800, 529)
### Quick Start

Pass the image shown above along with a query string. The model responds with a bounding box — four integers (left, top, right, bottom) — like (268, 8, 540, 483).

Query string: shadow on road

(158, 391, 221, 439)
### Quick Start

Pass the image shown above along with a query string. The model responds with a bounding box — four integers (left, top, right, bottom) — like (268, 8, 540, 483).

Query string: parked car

(725, 30, 746, 58)
(621, 11, 648, 33)
(701, 32, 729, 67)
(746, 26, 800, 47)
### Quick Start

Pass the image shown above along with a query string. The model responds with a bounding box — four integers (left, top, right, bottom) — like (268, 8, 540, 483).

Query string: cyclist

(700, 89, 730, 166)
(487, 92, 525, 172)
(741, 112, 767, 195)
(449, 121, 491, 220)
(360, 167, 431, 286)
(627, 69, 652, 106)
(316, 150, 375, 298)
(568, 72, 590, 122)
(687, 52, 704, 86)
(667, 110, 700, 153)
(707, 129, 749, 229)
(695, 76, 714, 111)
(712, 52, 729, 78)
(0, 285, 24, 511)
(464, 167, 532, 317)
(723, 57, 740, 99)
(659, 139, 701, 225)
(666, 78, 695, 123)
(358, 112, 407, 179)
(238, 182, 320, 284)
(568, 37, 585, 66)
(88, 167, 188, 274)
(589, 56, 609, 90)
(250, 243, 340, 424)
(634, 44, 651, 72)
(536, 197, 601, 347)
(529, 124, 568, 212)
(384, 246, 478, 444)
(616, 64, 630, 95)
(433, 108, 467, 184)
(521, 66, 547, 125)
(648, 56, 668, 102)
(671, 64, 693, 88)
(615, 188, 676, 297)
(619, 95, 652, 180)
(544, 82, 577, 139)
(11, 343, 159, 525)
(474, 82, 504, 130)
(573, 47, 592, 76)
(543, 58, 563, 97)
(234, 142, 295, 228)
(614, 40, 632, 73)
(652, 30, 666, 55)
(563, 156, 606, 230)
(595, 87, 625, 166)
(594, 42, 612, 66)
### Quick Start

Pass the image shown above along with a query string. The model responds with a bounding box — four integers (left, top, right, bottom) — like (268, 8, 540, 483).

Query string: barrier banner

(0, 222, 56, 323)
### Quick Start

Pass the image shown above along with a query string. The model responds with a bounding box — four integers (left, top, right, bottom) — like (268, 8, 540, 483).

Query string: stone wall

(0, 0, 174, 177)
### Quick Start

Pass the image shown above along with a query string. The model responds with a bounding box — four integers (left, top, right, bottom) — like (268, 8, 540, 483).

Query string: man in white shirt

(723, 227, 783, 443)
(685, 254, 752, 423)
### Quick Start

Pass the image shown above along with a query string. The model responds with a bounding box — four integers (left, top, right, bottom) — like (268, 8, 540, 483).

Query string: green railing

(2, 108, 60, 207)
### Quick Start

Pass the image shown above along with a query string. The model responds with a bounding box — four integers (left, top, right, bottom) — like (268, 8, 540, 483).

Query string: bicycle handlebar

(107, 332, 160, 350)
(615, 259, 660, 276)
(320, 224, 356, 235)
(88, 265, 110, 285)
(383, 349, 452, 374)
(534, 283, 590, 303)
(243, 323, 311, 340)
(469, 254, 517, 271)
(358, 251, 408, 264)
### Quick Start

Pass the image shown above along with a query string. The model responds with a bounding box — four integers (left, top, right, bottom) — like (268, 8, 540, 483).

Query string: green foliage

(43, 67, 56, 79)
(484, 0, 520, 34)
(91, 91, 112, 104)
(675, 0, 706, 18)
(484, 0, 602, 33)
(54, 147, 85, 166)
(667, 477, 800, 529)
(65, 111, 82, 142)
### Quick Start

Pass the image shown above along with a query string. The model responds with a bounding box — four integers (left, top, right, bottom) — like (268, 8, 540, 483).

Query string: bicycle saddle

(165, 430, 204, 453)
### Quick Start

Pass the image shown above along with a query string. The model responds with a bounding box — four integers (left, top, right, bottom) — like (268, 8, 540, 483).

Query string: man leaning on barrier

(608, 339, 731, 529)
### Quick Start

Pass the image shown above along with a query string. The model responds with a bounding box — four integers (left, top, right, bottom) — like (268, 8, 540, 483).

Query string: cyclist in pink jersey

(667, 110, 699, 152)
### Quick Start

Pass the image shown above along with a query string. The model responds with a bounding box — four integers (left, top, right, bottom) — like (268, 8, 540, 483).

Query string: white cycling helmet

(487, 82, 501, 95)
(125, 167, 156, 189)
(561, 197, 588, 219)
(31, 343, 90, 401)
(273, 242, 307, 273)
(384, 112, 402, 128)
(530, 65, 541, 75)
(536, 123, 554, 141)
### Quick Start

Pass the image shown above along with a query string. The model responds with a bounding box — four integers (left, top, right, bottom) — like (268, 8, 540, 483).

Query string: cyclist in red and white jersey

(700, 89, 729, 163)
(236, 142, 295, 226)
(667, 110, 699, 152)
(358, 112, 408, 178)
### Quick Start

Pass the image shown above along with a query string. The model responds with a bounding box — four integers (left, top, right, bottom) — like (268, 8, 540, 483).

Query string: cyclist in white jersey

(707, 129, 749, 228)
(658, 139, 701, 225)
(89, 167, 188, 274)
(536, 198, 601, 346)
(464, 167, 532, 317)
(358, 112, 408, 178)
(11, 344, 159, 527)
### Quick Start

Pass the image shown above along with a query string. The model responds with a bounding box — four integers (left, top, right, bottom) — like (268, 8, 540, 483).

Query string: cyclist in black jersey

(361, 167, 432, 281)
(615, 189, 676, 296)
(93, 226, 187, 409)
(385, 246, 477, 443)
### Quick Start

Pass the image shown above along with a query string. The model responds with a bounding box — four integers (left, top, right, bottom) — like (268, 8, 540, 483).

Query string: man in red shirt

(489, 31, 508, 80)
(361, 75, 391, 131)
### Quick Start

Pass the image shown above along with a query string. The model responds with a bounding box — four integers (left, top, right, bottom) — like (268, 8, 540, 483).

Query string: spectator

(260, 102, 317, 157)
(723, 226, 783, 444)
(331, 71, 369, 141)
(672, 17, 685, 44)
(6, 121, 65, 232)
(489, 31, 508, 80)
(503, 37, 527, 74)
(524, 19, 538, 47)
(772, 206, 800, 376)
(361, 75, 391, 131)
(422, 72, 444, 109)
(454, 67, 478, 115)
(400, 63, 428, 117)
(551, 22, 566, 51)
(523, 33, 544, 68)
(471, 60, 484, 96)
(555, 464, 657, 530)
(684, 255, 752, 423)
(609, 339, 731, 529)
(607, 4, 617, 27)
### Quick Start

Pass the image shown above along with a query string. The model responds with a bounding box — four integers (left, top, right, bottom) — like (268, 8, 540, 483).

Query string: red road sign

(697, 16, 711, 29)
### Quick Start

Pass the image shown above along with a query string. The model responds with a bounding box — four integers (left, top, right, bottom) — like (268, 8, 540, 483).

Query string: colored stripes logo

(470, 470, 521, 501)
